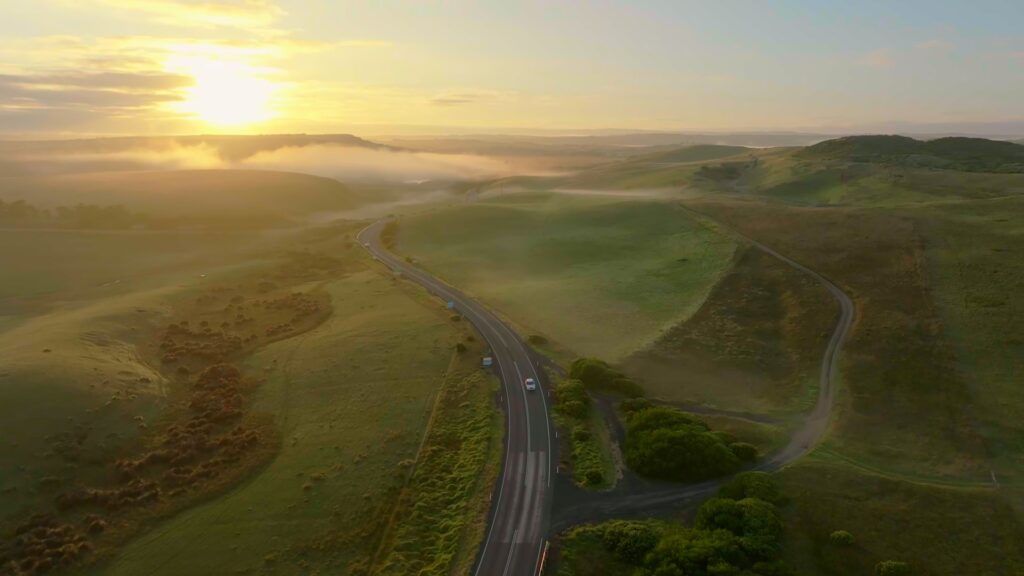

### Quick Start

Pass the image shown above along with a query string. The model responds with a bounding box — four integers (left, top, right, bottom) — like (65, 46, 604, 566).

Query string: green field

(94, 269, 475, 575)
(397, 193, 737, 361)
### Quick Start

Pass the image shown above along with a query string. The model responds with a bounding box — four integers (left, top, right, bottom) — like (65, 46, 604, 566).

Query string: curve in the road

(357, 220, 556, 576)
(549, 207, 856, 529)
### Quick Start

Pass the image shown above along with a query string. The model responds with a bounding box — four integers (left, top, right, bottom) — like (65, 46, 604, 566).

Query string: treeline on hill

(565, 358, 757, 483)
(0, 199, 284, 230)
(798, 135, 1024, 173)
(560, 472, 791, 575)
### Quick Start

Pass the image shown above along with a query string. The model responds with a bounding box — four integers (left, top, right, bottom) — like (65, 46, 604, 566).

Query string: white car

(524, 377, 537, 391)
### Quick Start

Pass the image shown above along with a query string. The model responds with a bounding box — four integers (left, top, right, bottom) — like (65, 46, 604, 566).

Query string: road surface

(358, 221, 555, 576)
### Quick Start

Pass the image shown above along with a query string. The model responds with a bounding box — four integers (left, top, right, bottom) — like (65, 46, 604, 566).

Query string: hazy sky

(1, 0, 1022, 136)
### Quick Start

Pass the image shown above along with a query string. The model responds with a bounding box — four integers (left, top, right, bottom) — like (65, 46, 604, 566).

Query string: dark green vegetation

(555, 473, 790, 576)
(568, 358, 643, 398)
(622, 403, 756, 483)
(624, 246, 837, 413)
(551, 378, 616, 489)
(799, 135, 1024, 173)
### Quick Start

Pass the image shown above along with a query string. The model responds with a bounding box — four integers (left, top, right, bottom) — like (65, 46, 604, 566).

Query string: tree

(718, 472, 782, 504)
(695, 498, 783, 561)
(599, 520, 661, 563)
(729, 442, 758, 462)
(829, 530, 855, 546)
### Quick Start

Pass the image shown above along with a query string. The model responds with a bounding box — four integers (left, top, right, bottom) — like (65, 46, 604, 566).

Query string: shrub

(729, 442, 759, 462)
(624, 407, 741, 482)
(875, 560, 912, 575)
(695, 497, 783, 561)
(719, 472, 782, 504)
(599, 520, 661, 563)
(527, 334, 548, 345)
(829, 530, 855, 546)
(619, 397, 651, 413)
(554, 379, 590, 419)
(569, 357, 644, 397)
(643, 529, 746, 575)
(572, 426, 592, 442)
(455, 342, 467, 353)
(584, 469, 604, 487)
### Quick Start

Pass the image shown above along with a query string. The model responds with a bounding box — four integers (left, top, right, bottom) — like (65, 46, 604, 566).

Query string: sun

(171, 57, 278, 127)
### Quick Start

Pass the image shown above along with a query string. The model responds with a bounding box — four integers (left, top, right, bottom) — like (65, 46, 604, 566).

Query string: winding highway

(358, 208, 856, 572)
(357, 220, 556, 576)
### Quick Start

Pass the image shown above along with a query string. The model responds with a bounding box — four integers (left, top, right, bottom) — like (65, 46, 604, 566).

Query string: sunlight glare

(171, 57, 278, 127)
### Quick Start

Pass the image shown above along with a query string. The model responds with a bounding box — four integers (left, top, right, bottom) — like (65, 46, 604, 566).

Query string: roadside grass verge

(374, 339, 502, 575)
(551, 378, 616, 490)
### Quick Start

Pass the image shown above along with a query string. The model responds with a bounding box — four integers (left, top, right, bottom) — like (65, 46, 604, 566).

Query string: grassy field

(779, 460, 1024, 575)
(89, 265, 493, 575)
(0, 214, 501, 575)
(397, 193, 737, 361)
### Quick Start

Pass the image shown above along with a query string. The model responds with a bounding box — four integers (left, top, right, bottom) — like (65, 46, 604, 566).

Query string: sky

(0, 0, 1022, 137)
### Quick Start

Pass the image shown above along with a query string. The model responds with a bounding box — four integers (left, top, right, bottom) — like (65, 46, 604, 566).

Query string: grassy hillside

(1, 221, 500, 575)
(799, 135, 1024, 173)
(397, 193, 737, 360)
(624, 246, 837, 414)
(0, 170, 365, 224)
(551, 145, 755, 190)
(94, 269, 479, 575)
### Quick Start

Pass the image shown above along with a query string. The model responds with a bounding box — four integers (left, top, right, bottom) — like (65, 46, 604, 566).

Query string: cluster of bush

(569, 358, 644, 398)
(622, 401, 758, 482)
(2, 514, 96, 575)
(553, 378, 608, 488)
(569, 472, 791, 575)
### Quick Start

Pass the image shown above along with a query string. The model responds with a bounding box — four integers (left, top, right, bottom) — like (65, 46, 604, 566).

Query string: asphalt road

(357, 220, 555, 576)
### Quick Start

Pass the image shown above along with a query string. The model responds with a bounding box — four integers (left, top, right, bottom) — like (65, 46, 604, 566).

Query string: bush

(719, 472, 782, 504)
(829, 530, 855, 546)
(569, 357, 644, 397)
(455, 342, 467, 353)
(643, 529, 746, 575)
(624, 407, 741, 482)
(583, 469, 604, 487)
(875, 560, 912, 575)
(695, 497, 783, 561)
(729, 442, 759, 462)
(554, 379, 590, 419)
(599, 520, 661, 563)
(619, 397, 652, 413)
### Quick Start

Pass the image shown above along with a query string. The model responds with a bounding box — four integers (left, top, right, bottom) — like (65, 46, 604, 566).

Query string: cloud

(94, 0, 285, 28)
(858, 49, 895, 70)
(1010, 51, 1024, 62)
(430, 90, 503, 107)
(0, 71, 189, 111)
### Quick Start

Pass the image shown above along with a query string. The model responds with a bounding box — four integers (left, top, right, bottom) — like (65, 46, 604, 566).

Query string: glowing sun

(174, 58, 278, 126)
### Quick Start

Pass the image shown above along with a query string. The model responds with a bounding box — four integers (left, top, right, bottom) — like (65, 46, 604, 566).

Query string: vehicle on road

(525, 377, 537, 391)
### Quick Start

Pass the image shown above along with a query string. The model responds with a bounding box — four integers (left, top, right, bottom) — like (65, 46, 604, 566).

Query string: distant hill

(0, 169, 366, 226)
(799, 135, 1024, 173)
(636, 144, 751, 164)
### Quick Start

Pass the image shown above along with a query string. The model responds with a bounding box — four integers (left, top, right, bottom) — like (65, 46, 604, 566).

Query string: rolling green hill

(798, 135, 1024, 173)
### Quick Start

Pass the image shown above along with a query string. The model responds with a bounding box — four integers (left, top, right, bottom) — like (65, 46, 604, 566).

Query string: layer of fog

(0, 142, 526, 183)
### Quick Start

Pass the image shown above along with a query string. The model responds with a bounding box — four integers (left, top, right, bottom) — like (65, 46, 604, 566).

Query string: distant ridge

(0, 133, 392, 162)
(799, 135, 1024, 173)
